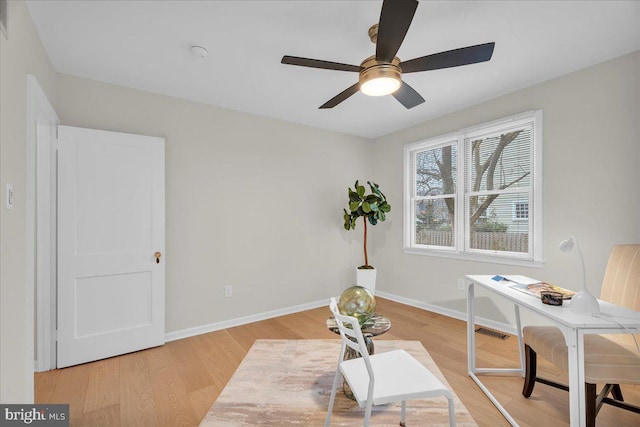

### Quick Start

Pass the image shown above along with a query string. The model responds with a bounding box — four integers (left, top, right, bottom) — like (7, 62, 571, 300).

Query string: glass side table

(326, 313, 391, 399)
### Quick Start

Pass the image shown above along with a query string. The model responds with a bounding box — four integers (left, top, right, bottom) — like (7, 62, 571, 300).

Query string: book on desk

(491, 275, 576, 300)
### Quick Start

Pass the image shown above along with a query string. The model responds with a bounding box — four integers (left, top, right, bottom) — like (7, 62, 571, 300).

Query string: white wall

(54, 74, 373, 334)
(372, 51, 640, 326)
(2, 0, 638, 403)
(0, 0, 57, 403)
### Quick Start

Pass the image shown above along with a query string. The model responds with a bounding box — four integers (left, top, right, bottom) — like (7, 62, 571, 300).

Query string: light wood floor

(35, 298, 639, 426)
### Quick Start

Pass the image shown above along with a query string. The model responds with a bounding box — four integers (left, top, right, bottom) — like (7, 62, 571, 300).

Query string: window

(404, 111, 542, 265)
(513, 202, 529, 221)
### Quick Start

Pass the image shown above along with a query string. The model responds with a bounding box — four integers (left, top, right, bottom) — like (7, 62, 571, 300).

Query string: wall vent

(475, 327, 509, 340)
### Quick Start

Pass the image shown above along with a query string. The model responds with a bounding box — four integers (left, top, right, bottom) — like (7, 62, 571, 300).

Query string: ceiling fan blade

(319, 83, 360, 109)
(401, 42, 496, 73)
(392, 81, 425, 109)
(376, 0, 418, 63)
(281, 56, 361, 72)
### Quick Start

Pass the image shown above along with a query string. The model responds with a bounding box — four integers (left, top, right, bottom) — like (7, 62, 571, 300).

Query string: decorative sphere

(338, 286, 376, 325)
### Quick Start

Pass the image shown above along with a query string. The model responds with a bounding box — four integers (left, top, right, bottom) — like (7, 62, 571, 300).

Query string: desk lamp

(559, 236, 600, 315)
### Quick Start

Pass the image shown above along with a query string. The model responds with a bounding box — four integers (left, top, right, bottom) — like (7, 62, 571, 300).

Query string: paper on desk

(501, 275, 541, 285)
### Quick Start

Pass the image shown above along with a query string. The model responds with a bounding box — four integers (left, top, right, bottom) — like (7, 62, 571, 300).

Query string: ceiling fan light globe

(361, 77, 401, 96)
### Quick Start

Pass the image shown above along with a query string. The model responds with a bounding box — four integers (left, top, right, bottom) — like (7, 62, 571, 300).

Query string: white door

(57, 126, 165, 368)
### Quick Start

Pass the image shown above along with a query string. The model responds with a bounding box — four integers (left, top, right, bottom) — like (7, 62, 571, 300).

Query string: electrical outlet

(224, 285, 232, 298)
(457, 279, 465, 291)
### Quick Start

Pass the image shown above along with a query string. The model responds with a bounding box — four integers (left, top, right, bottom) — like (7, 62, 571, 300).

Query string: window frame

(403, 110, 543, 267)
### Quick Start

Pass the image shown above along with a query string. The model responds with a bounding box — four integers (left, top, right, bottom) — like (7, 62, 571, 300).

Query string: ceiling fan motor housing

(359, 56, 402, 95)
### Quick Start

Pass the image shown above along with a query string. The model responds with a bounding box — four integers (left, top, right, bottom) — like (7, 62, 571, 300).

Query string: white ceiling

(26, 1, 640, 139)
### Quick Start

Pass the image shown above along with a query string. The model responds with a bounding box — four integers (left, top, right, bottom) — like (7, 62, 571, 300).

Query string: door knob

(154, 252, 162, 264)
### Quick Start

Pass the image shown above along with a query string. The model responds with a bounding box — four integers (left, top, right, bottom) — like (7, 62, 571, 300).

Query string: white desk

(466, 274, 640, 427)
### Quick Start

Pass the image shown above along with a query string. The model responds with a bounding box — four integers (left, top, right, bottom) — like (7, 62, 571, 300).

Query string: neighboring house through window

(403, 110, 543, 266)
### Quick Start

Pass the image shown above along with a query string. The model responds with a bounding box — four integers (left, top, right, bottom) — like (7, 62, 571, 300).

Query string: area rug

(199, 339, 477, 426)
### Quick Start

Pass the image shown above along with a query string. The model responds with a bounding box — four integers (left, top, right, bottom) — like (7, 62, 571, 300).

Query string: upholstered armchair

(522, 244, 640, 426)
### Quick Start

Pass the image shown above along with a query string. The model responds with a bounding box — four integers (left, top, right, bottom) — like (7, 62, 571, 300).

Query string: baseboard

(375, 290, 517, 335)
(165, 291, 517, 342)
(165, 298, 329, 342)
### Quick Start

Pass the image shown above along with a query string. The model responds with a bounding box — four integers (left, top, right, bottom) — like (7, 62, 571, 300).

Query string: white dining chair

(325, 297, 456, 427)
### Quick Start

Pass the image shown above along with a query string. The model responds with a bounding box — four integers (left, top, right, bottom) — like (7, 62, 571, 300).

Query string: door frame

(27, 75, 59, 378)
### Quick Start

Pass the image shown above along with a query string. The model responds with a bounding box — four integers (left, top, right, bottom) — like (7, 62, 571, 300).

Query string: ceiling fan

(281, 0, 495, 110)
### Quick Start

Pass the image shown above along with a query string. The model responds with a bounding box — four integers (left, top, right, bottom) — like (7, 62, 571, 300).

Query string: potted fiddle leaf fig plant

(343, 180, 391, 293)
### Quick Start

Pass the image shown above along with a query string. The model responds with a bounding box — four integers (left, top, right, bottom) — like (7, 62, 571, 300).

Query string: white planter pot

(356, 267, 377, 295)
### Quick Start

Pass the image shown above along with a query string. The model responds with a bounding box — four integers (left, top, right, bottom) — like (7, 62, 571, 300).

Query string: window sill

(403, 247, 545, 268)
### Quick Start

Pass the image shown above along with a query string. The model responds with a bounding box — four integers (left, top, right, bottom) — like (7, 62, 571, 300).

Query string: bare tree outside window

(405, 110, 541, 261)
(414, 145, 456, 247)
(414, 129, 531, 253)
